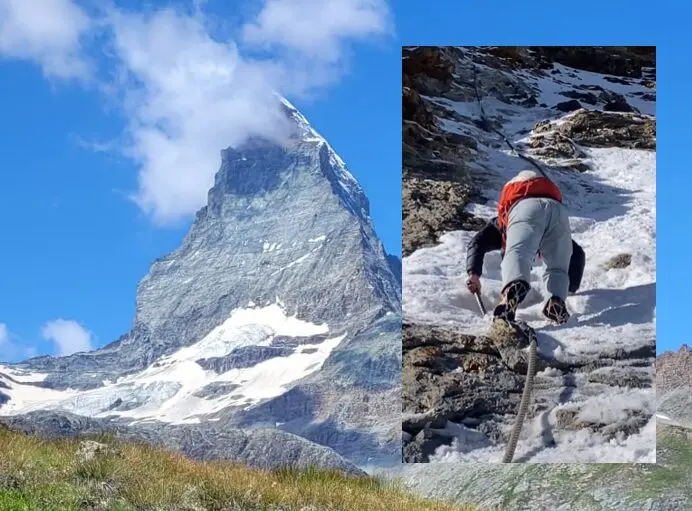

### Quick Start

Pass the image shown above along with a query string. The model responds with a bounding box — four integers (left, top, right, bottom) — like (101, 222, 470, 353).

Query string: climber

(464, 170, 584, 325)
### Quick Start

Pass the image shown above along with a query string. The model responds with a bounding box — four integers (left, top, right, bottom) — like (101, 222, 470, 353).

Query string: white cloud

(242, 0, 391, 63)
(0, 323, 8, 344)
(41, 319, 93, 356)
(0, 0, 92, 79)
(101, 2, 391, 224)
(106, 7, 296, 223)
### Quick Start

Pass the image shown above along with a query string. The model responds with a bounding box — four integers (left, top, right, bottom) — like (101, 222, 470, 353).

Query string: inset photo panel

(402, 46, 656, 463)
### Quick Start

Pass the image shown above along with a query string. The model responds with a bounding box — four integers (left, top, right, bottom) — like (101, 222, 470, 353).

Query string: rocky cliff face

(657, 345, 692, 393)
(0, 98, 402, 469)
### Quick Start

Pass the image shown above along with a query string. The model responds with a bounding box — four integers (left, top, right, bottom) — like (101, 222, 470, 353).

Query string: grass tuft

(0, 427, 477, 510)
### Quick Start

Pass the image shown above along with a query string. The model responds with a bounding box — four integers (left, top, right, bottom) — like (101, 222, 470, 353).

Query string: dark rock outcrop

(197, 346, 294, 373)
(534, 109, 656, 150)
(561, 89, 599, 105)
(604, 253, 633, 270)
(402, 46, 454, 96)
(478, 46, 656, 78)
(402, 47, 484, 256)
(555, 99, 582, 112)
(402, 178, 483, 256)
(528, 46, 656, 78)
(401, 322, 528, 462)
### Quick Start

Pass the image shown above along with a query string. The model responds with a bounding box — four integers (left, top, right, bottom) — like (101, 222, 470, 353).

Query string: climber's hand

(466, 274, 481, 294)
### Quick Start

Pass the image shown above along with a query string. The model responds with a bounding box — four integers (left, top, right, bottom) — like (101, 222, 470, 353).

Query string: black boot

(493, 280, 530, 323)
(542, 296, 570, 324)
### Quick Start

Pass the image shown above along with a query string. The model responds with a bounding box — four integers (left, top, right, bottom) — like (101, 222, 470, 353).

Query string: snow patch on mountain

(1, 303, 346, 425)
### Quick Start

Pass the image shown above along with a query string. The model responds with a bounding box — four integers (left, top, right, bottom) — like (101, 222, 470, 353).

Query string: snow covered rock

(402, 323, 528, 461)
(531, 109, 655, 149)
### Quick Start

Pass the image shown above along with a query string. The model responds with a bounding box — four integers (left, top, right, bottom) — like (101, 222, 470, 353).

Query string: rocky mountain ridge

(657, 344, 692, 430)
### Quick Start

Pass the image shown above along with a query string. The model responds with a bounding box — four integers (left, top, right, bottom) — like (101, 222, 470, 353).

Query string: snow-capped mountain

(401, 46, 656, 465)
(0, 98, 402, 469)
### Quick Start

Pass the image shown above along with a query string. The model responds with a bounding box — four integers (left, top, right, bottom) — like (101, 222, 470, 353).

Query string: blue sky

(0, 0, 679, 360)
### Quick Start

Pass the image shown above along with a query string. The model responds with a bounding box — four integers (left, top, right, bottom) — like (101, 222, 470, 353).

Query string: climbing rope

(471, 65, 551, 180)
(470, 65, 540, 463)
(502, 329, 537, 463)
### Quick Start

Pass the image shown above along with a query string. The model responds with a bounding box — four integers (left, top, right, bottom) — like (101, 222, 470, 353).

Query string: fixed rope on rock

(502, 329, 537, 463)
(474, 290, 537, 464)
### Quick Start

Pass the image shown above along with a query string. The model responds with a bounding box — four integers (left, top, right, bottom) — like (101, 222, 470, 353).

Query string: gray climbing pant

(502, 197, 572, 301)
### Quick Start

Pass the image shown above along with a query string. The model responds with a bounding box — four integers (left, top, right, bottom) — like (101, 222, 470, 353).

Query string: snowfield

(0, 302, 346, 425)
(403, 57, 656, 463)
